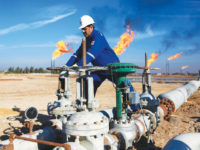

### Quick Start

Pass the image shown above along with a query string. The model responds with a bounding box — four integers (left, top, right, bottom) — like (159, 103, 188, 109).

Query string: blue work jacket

(66, 29, 119, 66)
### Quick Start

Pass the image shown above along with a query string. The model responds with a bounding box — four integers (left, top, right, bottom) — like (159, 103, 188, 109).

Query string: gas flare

(113, 25, 135, 55)
(168, 52, 183, 61)
(52, 41, 72, 60)
(181, 65, 188, 70)
(147, 53, 159, 67)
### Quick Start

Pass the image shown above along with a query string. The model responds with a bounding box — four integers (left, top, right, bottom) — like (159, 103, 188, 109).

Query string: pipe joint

(159, 97, 175, 120)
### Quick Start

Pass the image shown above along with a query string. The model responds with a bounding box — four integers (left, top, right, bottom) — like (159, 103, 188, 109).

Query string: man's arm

(77, 34, 104, 66)
(66, 44, 82, 66)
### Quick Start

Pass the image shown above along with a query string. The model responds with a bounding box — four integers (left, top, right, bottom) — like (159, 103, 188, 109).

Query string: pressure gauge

(25, 107, 38, 120)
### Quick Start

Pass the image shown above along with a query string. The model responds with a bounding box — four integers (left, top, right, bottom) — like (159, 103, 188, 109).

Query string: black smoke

(89, 6, 120, 32)
(89, 0, 200, 55)
(160, 21, 200, 54)
(183, 43, 200, 56)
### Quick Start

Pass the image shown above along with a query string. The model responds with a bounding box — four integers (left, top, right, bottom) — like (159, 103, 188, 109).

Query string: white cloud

(0, 9, 76, 35)
(30, 10, 76, 28)
(10, 43, 56, 49)
(38, 5, 74, 19)
(1, 35, 81, 49)
(0, 24, 29, 35)
(65, 35, 82, 44)
(135, 25, 166, 40)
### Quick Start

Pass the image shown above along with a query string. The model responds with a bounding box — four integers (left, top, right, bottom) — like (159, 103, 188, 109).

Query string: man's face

(82, 25, 93, 37)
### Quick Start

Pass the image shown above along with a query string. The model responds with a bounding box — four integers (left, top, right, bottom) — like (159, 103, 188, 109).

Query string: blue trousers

(91, 71, 134, 96)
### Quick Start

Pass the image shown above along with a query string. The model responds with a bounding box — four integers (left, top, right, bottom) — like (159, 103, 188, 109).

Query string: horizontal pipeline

(157, 80, 200, 118)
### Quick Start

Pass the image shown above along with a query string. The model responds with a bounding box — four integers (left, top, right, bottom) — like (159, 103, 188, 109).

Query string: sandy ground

(0, 74, 199, 149)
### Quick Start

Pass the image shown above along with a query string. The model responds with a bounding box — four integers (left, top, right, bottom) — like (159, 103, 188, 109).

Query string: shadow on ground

(191, 116, 200, 122)
(133, 136, 162, 150)
(0, 106, 51, 141)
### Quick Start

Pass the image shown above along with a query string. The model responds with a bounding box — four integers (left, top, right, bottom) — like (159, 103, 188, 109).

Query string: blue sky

(0, 0, 199, 73)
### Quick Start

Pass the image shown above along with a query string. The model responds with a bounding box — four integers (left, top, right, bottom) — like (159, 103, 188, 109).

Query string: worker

(66, 15, 133, 95)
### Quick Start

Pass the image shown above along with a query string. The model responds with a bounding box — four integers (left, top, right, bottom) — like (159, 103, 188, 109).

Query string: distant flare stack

(181, 65, 188, 70)
(147, 53, 159, 67)
(52, 41, 73, 60)
(168, 52, 183, 61)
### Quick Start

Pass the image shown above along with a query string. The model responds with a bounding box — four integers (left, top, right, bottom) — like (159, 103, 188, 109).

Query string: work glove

(72, 64, 78, 67)
(60, 65, 69, 70)
(61, 65, 68, 68)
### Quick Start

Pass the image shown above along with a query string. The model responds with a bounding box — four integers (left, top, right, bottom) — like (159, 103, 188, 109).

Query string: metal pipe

(81, 37, 86, 101)
(82, 37, 86, 67)
(99, 108, 151, 141)
(142, 53, 148, 93)
(145, 52, 147, 67)
(23, 121, 34, 135)
(116, 89, 122, 119)
(104, 134, 118, 150)
(99, 109, 114, 119)
(163, 133, 200, 150)
(158, 80, 200, 119)
(2, 78, 199, 149)
(1, 127, 64, 150)
(9, 134, 71, 150)
(135, 114, 150, 135)
(102, 109, 154, 149)
(98, 79, 200, 148)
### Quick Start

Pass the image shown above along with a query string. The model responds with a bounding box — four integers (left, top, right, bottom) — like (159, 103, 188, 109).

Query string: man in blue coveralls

(66, 15, 132, 96)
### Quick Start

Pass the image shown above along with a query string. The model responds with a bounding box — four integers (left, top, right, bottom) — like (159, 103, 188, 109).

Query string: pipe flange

(160, 98, 175, 120)
(112, 131, 126, 149)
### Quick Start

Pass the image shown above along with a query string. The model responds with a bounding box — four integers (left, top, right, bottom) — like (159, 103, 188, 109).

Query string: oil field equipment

(1, 61, 200, 150)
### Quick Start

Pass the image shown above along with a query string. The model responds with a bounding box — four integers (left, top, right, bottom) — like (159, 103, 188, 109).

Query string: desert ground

(0, 73, 199, 149)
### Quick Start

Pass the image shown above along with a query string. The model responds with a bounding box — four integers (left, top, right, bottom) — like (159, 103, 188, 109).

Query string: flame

(52, 41, 72, 60)
(147, 53, 159, 67)
(168, 52, 183, 61)
(181, 65, 188, 70)
(113, 25, 135, 55)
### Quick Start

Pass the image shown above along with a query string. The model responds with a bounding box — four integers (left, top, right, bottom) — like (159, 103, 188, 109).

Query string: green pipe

(115, 75, 126, 119)
(116, 89, 122, 119)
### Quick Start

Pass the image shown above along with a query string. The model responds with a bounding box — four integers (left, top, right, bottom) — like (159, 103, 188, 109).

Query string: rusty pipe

(8, 134, 15, 150)
(9, 134, 71, 150)
(82, 37, 86, 67)
(24, 121, 34, 135)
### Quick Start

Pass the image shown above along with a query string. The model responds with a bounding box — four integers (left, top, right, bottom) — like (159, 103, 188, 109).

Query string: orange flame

(52, 41, 72, 60)
(113, 25, 135, 55)
(168, 52, 183, 61)
(147, 53, 159, 67)
(181, 65, 188, 70)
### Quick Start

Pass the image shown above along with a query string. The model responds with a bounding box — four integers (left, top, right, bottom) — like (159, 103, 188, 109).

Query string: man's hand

(61, 65, 68, 68)
(60, 65, 69, 70)
(72, 64, 78, 67)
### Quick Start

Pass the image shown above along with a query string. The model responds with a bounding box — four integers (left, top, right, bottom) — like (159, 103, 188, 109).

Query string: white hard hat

(79, 15, 95, 29)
